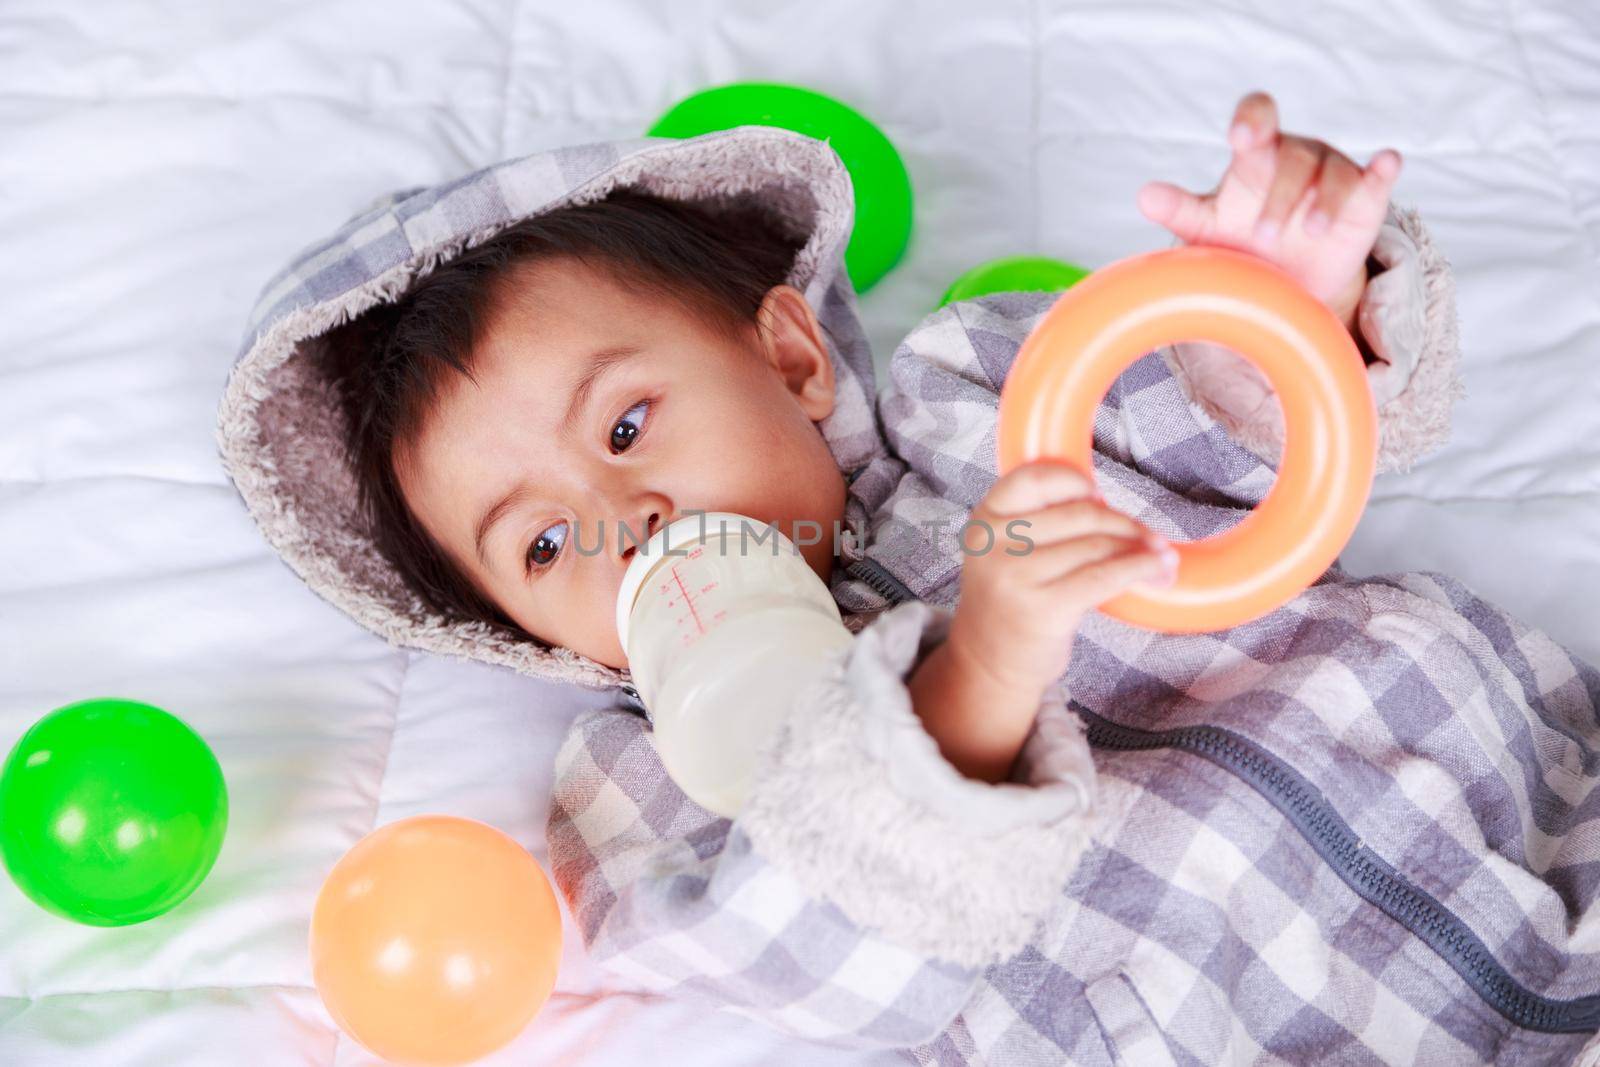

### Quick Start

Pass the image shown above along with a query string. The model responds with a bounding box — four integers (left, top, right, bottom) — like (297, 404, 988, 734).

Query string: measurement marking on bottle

(669, 565, 705, 635)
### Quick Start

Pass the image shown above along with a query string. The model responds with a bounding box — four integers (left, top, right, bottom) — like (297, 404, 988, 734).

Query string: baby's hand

(946, 460, 1178, 700)
(1136, 90, 1402, 324)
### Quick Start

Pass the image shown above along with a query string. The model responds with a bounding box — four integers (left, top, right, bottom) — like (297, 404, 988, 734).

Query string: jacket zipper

(837, 516, 1598, 1034)
(1076, 705, 1600, 1035)
(843, 557, 919, 608)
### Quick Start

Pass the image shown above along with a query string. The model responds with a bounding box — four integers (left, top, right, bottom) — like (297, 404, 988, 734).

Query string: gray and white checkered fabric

(238, 138, 652, 353)
(549, 278, 1600, 1064)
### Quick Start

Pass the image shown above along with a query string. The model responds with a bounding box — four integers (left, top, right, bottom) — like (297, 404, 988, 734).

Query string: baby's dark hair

(317, 187, 810, 641)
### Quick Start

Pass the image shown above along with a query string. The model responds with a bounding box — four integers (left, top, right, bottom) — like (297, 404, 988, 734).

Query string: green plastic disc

(938, 255, 1092, 309)
(649, 82, 913, 294)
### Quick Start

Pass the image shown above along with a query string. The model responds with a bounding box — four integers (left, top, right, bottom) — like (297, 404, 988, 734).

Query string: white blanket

(2, 2, 1596, 1063)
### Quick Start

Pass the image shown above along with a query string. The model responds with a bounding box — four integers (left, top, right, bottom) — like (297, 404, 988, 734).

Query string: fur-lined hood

(214, 127, 881, 695)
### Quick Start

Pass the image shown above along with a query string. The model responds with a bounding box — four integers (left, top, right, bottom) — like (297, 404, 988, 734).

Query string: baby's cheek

(577, 594, 629, 671)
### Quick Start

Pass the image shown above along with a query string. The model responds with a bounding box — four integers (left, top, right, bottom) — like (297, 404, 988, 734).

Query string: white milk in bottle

(614, 512, 854, 818)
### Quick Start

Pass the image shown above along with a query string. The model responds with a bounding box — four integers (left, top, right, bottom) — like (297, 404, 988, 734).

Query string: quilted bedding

(2, 2, 1596, 1063)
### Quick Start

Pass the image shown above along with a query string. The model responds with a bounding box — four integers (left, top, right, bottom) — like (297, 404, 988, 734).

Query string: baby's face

(394, 254, 847, 670)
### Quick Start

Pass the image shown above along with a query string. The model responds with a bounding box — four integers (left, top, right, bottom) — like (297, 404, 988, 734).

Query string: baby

(219, 90, 1600, 1064)
(335, 91, 1393, 784)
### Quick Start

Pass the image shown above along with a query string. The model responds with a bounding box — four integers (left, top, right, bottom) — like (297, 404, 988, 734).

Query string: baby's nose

(620, 511, 662, 563)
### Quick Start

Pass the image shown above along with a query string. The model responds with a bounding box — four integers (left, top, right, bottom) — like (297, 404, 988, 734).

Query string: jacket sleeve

(546, 599, 1102, 1049)
(1158, 201, 1466, 476)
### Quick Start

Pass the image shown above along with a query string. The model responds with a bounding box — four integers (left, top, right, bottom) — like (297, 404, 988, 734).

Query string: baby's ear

(757, 286, 835, 421)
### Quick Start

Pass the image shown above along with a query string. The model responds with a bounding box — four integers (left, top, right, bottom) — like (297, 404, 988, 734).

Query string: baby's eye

(525, 521, 567, 576)
(610, 400, 650, 453)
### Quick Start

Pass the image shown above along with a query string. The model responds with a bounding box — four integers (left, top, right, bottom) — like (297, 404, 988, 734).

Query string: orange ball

(996, 245, 1377, 633)
(309, 815, 563, 1066)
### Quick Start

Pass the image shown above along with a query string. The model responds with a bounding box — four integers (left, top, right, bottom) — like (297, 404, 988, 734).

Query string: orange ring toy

(995, 245, 1378, 634)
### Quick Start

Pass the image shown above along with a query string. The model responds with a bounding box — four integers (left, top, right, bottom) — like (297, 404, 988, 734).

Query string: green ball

(649, 82, 914, 294)
(0, 698, 228, 926)
(938, 255, 1092, 309)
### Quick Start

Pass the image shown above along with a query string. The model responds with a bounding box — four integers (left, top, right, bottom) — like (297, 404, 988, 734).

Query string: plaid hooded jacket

(214, 126, 1600, 1065)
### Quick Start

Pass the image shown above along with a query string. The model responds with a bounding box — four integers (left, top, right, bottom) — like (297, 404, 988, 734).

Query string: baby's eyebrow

(473, 342, 645, 570)
(474, 484, 534, 570)
(557, 344, 645, 439)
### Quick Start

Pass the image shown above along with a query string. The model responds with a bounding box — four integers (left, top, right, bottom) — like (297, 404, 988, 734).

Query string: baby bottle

(614, 511, 854, 819)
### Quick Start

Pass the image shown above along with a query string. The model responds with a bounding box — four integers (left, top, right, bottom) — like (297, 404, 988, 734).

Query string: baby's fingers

(1230, 91, 1280, 152)
(1254, 136, 1326, 245)
(1225, 90, 1283, 195)
(1303, 151, 1364, 236)
(982, 459, 1096, 518)
(999, 497, 1148, 550)
(1366, 148, 1403, 190)
(1020, 532, 1177, 586)
(1306, 149, 1401, 236)
(1137, 180, 1213, 244)
(1048, 540, 1178, 605)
